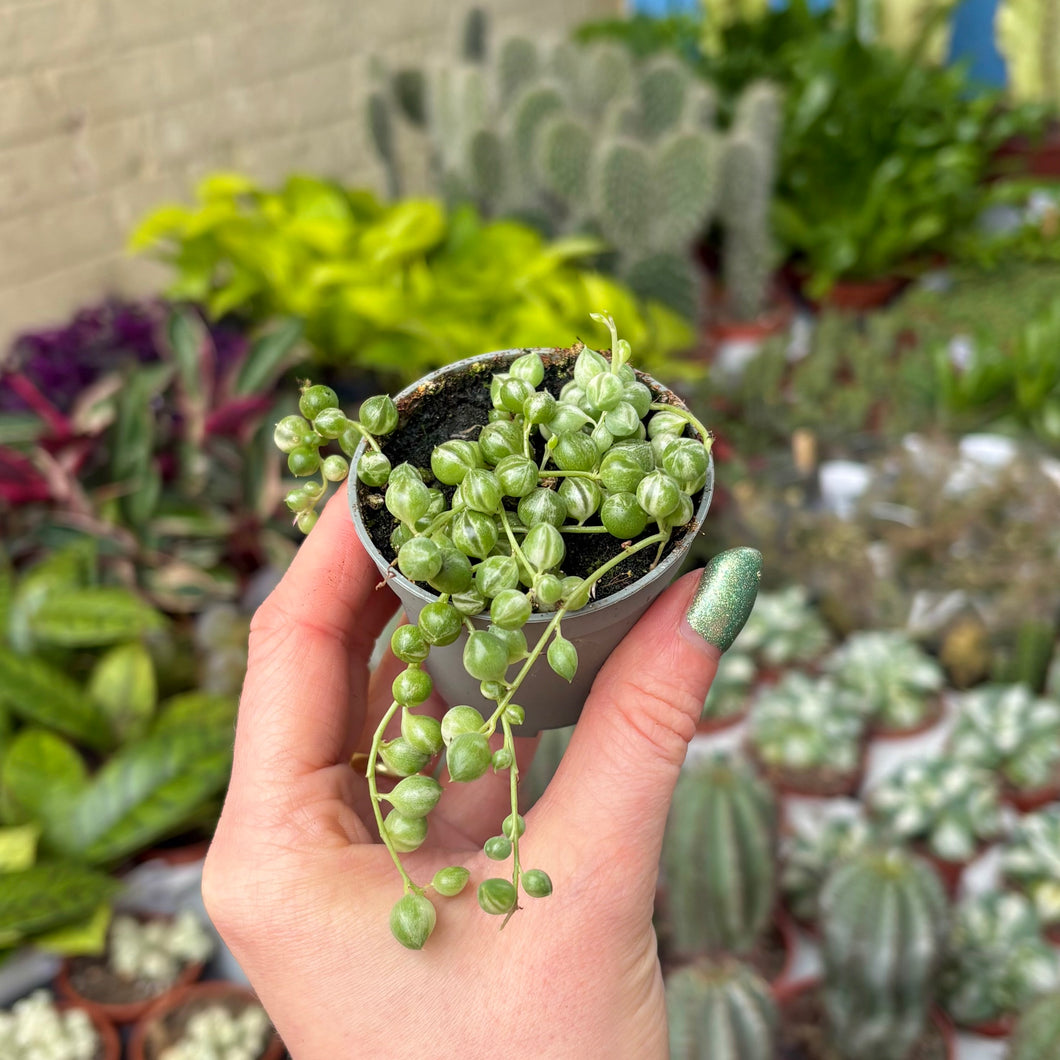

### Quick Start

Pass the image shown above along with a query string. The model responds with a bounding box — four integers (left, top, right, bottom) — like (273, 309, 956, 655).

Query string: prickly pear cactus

(661, 751, 777, 957)
(666, 956, 778, 1060)
(1007, 989, 1060, 1060)
(820, 846, 949, 1060)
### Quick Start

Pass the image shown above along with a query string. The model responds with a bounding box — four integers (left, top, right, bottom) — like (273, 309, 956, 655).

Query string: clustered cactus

(1002, 805, 1060, 933)
(737, 586, 833, 670)
(699, 647, 755, 726)
(109, 911, 215, 985)
(367, 12, 780, 322)
(867, 757, 1003, 864)
(665, 956, 778, 1060)
(277, 315, 714, 948)
(947, 684, 1060, 794)
(158, 1001, 273, 1060)
(0, 991, 101, 1060)
(823, 630, 945, 733)
(661, 751, 777, 959)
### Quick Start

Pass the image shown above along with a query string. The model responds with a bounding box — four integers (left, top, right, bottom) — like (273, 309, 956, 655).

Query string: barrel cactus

(1001, 805, 1060, 933)
(1007, 989, 1060, 1060)
(660, 751, 777, 958)
(819, 846, 949, 1060)
(666, 956, 777, 1060)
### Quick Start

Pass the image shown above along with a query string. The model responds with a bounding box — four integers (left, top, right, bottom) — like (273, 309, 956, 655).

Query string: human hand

(202, 491, 760, 1058)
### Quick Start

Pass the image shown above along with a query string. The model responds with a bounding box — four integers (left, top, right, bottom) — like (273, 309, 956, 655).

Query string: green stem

(497, 508, 537, 584)
(540, 469, 599, 480)
(648, 403, 714, 447)
(351, 420, 384, 454)
(502, 715, 521, 891)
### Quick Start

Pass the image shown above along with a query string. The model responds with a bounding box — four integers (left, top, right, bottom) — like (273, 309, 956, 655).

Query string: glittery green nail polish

(686, 548, 762, 652)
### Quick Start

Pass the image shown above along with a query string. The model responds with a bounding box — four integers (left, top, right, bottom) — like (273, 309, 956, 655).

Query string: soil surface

(139, 994, 272, 1060)
(66, 959, 172, 1007)
(356, 346, 706, 603)
(747, 744, 866, 798)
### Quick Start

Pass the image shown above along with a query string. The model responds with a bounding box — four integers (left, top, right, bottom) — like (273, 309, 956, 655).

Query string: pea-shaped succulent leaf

(390, 893, 436, 949)
(284, 486, 312, 513)
(518, 489, 567, 528)
(431, 440, 479, 485)
(553, 432, 598, 472)
(386, 466, 431, 524)
(299, 384, 339, 421)
(441, 705, 486, 744)
(522, 869, 553, 898)
(548, 405, 593, 436)
(313, 407, 347, 440)
(321, 454, 350, 482)
(451, 587, 488, 616)
(604, 401, 641, 438)
(391, 624, 430, 664)
(427, 548, 474, 594)
(560, 575, 587, 606)
(392, 666, 433, 706)
(601, 492, 648, 539)
(510, 351, 545, 386)
(463, 630, 510, 681)
(388, 775, 443, 818)
(504, 703, 526, 726)
(296, 510, 318, 533)
(479, 420, 523, 463)
(489, 408, 513, 423)
(523, 523, 566, 573)
(418, 601, 463, 646)
(380, 738, 430, 777)
(523, 391, 556, 426)
(503, 813, 527, 839)
(534, 573, 564, 607)
(547, 634, 579, 682)
(586, 371, 625, 412)
(662, 492, 695, 530)
(398, 537, 443, 582)
(357, 451, 392, 486)
(462, 468, 503, 513)
(288, 446, 320, 477)
(480, 680, 508, 701)
(451, 510, 499, 559)
(495, 454, 539, 497)
(478, 878, 518, 915)
(498, 377, 533, 414)
(559, 477, 602, 524)
(447, 732, 493, 782)
(590, 421, 615, 455)
(425, 487, 446, 518)
(384, 809, 428, 852)
(431, 866, 471, 897)
(492, 747, 514, 769)
(599, 450, 647, 493)
(662, 438, 710, 494)
(402, 711, 444, 756)
(359, 395, 399, 435)
(490, 589, 533, 630)
(648, 409, 687, 437)
(390, 523, 413, 552)
(274, 414, 313, 453)
(636, 471, 682, 520)
(573, 347, 609, 387)
(484, 835, 513, 860)
(623, 381, 652, 418)
(475, 554, 520, 598)
(489, 624, 528, 664)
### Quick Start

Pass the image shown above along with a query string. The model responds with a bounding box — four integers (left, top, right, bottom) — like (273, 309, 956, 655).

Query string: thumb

(531, 548, 761, 891)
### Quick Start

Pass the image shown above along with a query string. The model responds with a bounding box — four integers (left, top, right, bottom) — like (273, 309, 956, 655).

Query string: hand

(203, 491, 760, 1058)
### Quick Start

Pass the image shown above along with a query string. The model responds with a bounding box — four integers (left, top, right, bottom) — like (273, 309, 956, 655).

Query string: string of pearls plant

(275, 315, 713, 948)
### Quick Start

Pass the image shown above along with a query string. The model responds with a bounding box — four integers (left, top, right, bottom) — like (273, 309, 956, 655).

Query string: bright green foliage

(939, 891, 1060, 1028)
(0, 863, 120, 948)
(820, 846, 949, 1060)
(661, 751, 777, 957)
(1007, 989, 1060, 1060)
(1002, 806, 1060, 933)
(131, 176, 692, 381)
(665, 956, 778, 1060)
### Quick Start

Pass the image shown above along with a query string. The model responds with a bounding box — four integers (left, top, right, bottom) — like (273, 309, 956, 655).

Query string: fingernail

(684, 548, 762, 653)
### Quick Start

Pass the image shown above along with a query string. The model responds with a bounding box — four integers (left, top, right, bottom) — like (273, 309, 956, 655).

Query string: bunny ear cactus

(665, 956, 778, 1060)
(660, 751, 777, 958)
(819, 846, 949, 1060)
(1007, 989, 1060, 1060)
(1001, 805, 1060, 934)
(947, 684, 1060, 794)
(939, 891, 1060, 1029)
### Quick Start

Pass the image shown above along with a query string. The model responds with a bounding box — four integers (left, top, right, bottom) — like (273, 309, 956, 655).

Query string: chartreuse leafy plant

(1001, 806, 1060, 933)
(275, 315, 713, 948)
(939, 891, 1060, 1029)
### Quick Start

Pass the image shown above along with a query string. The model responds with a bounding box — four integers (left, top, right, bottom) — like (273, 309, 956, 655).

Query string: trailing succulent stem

(274, 315, 713, 948)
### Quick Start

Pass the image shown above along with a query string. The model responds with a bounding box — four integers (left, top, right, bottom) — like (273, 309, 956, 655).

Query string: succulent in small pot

(1006, 988, 1060, 1060)
(946, 684, 1060, 811)
(56, 911, 214, 1025)
(274, 315, 715, 949)
(822, 630, 945, 737)
(0, 989, 121, 1060)
(779, 802, 875, 931)
(697, 647, 755, 733)
(745, 672, 867, 797)
(736, 586, 832, 679)
(866, 757, 1004, 894)
(1000, 804, 1060, 941)
(938, 891, 1060, 1036)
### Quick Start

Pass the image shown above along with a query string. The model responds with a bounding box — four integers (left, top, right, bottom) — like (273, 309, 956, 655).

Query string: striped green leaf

(0, 863, 119, 947)
(26, 588, 164, 648)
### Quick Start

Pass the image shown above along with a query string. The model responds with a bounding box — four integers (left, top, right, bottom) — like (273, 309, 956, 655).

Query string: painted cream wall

(0, 0, 622, 351)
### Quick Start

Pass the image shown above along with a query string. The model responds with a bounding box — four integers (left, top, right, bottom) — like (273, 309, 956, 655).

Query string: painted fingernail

(685, 548, 762, 653)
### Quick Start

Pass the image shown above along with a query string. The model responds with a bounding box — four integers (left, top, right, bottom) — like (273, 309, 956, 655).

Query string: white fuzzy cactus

(0, 990, 100, 1060)
(867, 756, 1002, 862)
(736, 586, 832, 669)
(823, 630, 944, 731)
(700, 648, 756, 722)
(948, 684, 1060, 792)
(110, 910, 214, 985)
(159, 1001, 272, 1060)
(1002, 805, 1060, 930)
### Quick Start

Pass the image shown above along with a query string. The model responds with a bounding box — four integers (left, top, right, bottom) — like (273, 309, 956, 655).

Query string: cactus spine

(1007, 990, 1060, 1060)
(820, 847, 949, 1060)
(661, 752, 777, 958)
(666, 957, 778, 1060)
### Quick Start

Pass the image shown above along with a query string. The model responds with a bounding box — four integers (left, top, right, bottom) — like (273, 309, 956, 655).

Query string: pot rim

(347, 346, 714, 623)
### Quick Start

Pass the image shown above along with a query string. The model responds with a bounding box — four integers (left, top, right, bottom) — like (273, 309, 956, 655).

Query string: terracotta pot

(768, 905, 799, 989)
(780, 264, 911, 313)
(1004, 775, 1060, 814)
(128, 981, 284, 1060)
(347, 346, 713, 734)
(991, 123, 1060, 180)
(747, 739, 868, 800)
(868, 694, 946, 741)
(913, 844, 976, 899)
(695, 703, 749, 735)
(959, 1012, 1016, 1039)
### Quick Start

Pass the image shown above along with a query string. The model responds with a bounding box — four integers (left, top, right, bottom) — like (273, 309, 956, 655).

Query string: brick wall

(0, 0, 622, 351)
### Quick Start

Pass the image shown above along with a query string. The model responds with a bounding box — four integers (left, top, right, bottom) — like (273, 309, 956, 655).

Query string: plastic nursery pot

(348, 346, 713, 735)
(127, 981, 285, 1060)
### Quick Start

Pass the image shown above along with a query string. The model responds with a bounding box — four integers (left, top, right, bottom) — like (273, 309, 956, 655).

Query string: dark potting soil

(779, 988, 949, 1060)
(747, 744, 866, 799)
(66, 957, 172, 1006)
(356, 346, 706, 603)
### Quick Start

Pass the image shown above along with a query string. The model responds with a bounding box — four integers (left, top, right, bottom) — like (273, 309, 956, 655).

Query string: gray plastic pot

(348, 347, 713, 734)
